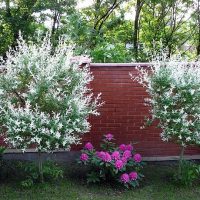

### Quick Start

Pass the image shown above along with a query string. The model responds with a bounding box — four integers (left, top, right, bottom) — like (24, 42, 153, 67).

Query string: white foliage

(0, 34, 102, 152)
(131, 54, 200, 146)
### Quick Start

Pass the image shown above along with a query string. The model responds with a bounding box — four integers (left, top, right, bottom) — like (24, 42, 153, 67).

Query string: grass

(0, 162, 200, 200)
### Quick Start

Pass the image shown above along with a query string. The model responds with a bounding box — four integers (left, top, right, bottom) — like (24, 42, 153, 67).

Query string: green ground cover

(0, 163, 200, 200)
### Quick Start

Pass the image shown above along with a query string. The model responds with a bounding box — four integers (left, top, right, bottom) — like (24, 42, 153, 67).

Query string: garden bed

(0, 162, 200, 200)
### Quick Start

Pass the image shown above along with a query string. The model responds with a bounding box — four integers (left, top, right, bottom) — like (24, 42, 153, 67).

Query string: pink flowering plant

(78, 133, 144, 188)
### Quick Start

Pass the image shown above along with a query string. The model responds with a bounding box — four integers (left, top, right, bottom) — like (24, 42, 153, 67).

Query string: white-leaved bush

(0, 34, 102, 153)
(131, 55, 200, 157)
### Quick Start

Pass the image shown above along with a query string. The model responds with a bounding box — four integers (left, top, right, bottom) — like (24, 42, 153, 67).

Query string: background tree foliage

(0, 0, 199, 62)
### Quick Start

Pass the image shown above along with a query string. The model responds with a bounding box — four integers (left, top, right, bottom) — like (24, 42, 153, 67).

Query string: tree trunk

(133, 0, 144, 61)
(197, 0, 200, 56)
(38, 151, 44, 183)
(5, 0, 11, 17)
(52, 11, 58, 35)
(178, 145, 185, 177)
(91, 0, 121, 48)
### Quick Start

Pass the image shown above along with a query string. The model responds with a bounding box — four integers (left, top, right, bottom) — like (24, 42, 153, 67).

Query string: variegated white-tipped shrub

(0, 34, 101, 153)
(131, 55, 200, 156)
(132, 55, 200, 184)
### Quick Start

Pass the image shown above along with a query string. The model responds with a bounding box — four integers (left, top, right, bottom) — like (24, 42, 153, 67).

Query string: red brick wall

(80, 63, 200, 157)
(1, 63, 200, 158)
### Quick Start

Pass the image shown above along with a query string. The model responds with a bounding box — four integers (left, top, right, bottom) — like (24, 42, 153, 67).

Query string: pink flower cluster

(84, 142, 94, 151)
(112, 149, 132, 170)
(105, 133, 114, 141)
(129, 172, 138, 181)
(80, 153, 88, 161)
(120, 171, 138, 183)
(111, 151, 120, 160)
(123, 150, 132, 159)
(96, 151, 112, 162)
(115, 160, 124, 170)
(81, 141, 142, 166)
(119, 144, 133, 151)
(134, 153, 142, 163)
(120, 173, 129, 183)
(79, 135, 144, 188)
(95, 144, 142, 169)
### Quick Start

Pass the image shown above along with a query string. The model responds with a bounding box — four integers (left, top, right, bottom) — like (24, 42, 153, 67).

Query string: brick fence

(1, 63, 200, 160)
(79, 63, 200, 159)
